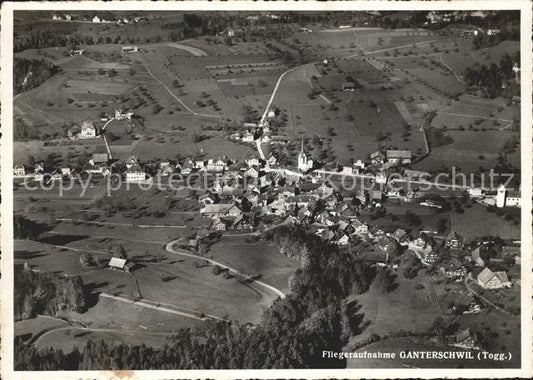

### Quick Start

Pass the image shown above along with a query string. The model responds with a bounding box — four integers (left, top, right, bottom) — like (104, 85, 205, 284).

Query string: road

(142, 63, 221, 119)
(165, 239, 286, 299)
(56, 217, 188, 229)
(99, 293, 226, 321)
(254, 37, 442, 160)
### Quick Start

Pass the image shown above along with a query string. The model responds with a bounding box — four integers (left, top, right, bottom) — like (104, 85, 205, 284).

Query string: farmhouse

(125, 165, 146, 182)
(341, 82, 355, 91)
(448, 328, 477, 350)
(242, 130, 255, 142)
(206, 158, 227, 172)
(445, 232, 464, 250)
(80, 121, 97, 139)
(386, 150, 412, 165)
(370, 151, 385, 165)
(13, 164, 26, 177)
(200, 203, 241, 218)
(477, 267, 511, 289)
(69, 49, 85, 56)
(453, 294, 480, 314)
(122, 45, 139, 53)
(108, 257, 126, 270)
(91, 153, 109, 166)
(114, 109, 134, 120)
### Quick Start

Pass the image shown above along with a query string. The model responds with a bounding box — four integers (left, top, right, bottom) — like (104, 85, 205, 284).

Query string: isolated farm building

(13, 164, 26, 177)
(486, 29, 500, 36)
(125, 165, 146, 182)
(92, 16, 101, 23)
(341, 82, 355, 91)
(69, 49, 85, 56)
(386, 150, 412, 165)
(477, 267, 511, 289)
(114, 109, 134, 120)
(122, 45, 139, 53)
(108, 257, 127, 270)
(80, 121, 97, 139)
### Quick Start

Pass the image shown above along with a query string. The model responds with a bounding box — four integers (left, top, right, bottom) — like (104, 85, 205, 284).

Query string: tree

(374, 268, 394, 293)
(79, 254, 94, 267)
(109, 244, 127, 259)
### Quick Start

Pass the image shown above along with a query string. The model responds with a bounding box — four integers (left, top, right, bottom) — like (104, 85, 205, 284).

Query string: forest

(463, 52, 520, 98)
(13, 57, 59, 94)
(15, 226, 375, 370)
(14, 264, 87, 321)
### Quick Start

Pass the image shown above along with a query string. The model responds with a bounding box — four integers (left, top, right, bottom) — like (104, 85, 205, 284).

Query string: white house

(122, 45, 139, 53)
(79, 121, 97, 139)
(125, 165, 146, 182)
(13, 165, 26, 177)
(92, 16, 101, 23)
(242, 131, 255, 142)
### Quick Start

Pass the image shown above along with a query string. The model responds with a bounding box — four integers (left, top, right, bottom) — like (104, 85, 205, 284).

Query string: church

(297, 140, 313, 172)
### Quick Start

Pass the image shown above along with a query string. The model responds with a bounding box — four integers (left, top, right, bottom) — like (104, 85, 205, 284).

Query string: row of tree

(15, 226, 375, 370)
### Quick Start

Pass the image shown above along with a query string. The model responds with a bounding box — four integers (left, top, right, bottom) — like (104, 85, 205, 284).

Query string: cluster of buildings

(468, 183, 521, 208)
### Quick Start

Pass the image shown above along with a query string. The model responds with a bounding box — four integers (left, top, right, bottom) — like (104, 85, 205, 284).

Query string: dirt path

(141, 63, 220, 119)
(56, 218, 188, 229)
(439, 54, 465, 84)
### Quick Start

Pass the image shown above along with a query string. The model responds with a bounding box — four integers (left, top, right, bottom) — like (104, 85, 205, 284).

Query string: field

(350, 270, 445, 346)
(207, 236, 299, 294)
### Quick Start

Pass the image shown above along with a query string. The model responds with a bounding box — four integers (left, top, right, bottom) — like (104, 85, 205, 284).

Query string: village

(10, 9, 524, 371)
(13, 105, 521, 326)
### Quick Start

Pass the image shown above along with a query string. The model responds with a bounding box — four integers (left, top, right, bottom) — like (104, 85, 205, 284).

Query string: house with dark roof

(386, 150, 412, 165)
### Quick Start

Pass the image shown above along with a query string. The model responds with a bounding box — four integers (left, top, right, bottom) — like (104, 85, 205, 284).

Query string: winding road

(165, 239, 286, 299)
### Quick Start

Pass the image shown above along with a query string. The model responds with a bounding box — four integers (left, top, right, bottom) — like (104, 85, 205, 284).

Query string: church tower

(496, 183, 506, 208)
(297, 139, 307, 171)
